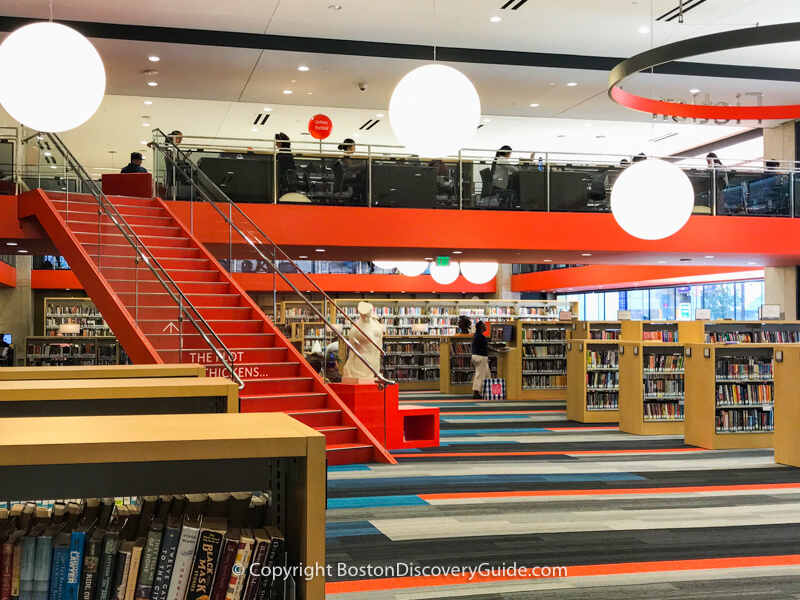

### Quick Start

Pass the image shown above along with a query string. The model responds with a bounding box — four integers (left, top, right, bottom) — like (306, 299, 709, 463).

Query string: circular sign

(308, 114, 332, 140)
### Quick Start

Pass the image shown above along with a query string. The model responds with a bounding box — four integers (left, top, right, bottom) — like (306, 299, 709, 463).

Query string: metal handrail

(150, 130, 395, 387)
(44, 133, 244, 389)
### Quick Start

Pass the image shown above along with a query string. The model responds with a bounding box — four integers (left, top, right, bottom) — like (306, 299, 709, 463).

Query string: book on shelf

(587, 349, 618, 368)
(644, 354, 684, 372)
(706, 330, 800, 343)
(716, 408, 773, 433)
(716, 357, 772, 380)
(643, 402, 684, 420)
(587, 371, 618, 389)
(716, 382, 773, 406)
(642, 330, 678, 342)
(587, 392, 618, 410)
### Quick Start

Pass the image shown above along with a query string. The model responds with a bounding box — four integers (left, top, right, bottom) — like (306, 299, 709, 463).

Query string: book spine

(64, 532, 88, 600)
(123, 546, 142, 600)
(94, 533, 120, 600)
(208, 540, 237, 600)
(78, 537, 102, 600)
(134, 530, 163, 600)
(184, 532, 223, 600)
(2, 540, 13, 600)
(239, 543, 267, 600)
(163, 529, 198, 600)
(48, 545, 70, 600)
(149, 528, 179, 600)
(11, 540, 23, 600)
(19, 536, 37, 600)
(255, 541, 280, 600)
(223, 543, 251, 600)
(110, 550, 131, 600)
(33, 537, 53, 600)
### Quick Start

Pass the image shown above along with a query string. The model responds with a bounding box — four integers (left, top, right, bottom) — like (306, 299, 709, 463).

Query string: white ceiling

(1, 0, 798, 168)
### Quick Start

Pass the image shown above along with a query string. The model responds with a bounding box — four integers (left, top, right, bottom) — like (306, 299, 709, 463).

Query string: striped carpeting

(325, 392, 800, 598)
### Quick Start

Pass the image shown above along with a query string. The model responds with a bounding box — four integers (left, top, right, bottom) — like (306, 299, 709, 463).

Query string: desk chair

(331, 160, 356, 204)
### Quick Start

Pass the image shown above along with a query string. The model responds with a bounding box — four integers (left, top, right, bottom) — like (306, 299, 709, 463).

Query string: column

(0, 256, 33, 365)
(491, 264, 520, 300)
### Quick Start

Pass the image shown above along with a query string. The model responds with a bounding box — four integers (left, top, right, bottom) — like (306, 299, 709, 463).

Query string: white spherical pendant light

(372, 261, 397, 270)
(0, 22, 106, 132)
(610, 158, 694, 240)
(396, 261, 430, 277)
(429, 261, 460, 285)
(460, 262, 499, 284)
(389, 64, 481, 158)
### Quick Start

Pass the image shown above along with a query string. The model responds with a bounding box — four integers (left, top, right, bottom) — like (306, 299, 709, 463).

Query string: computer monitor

(1, 334, 10, 345)
(502, 324, 514, 343)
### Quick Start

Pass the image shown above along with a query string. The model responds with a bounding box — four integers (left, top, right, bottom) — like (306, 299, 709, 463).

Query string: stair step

(75, 231, 192, 248)
(203, 362, 299, 379)
(68, 220, 182, 237)
(79, 243, 204, 260)
(136, 319, 265, 335)
(146, 332, 276, 350)
(159, 347, 288, 364)
(316, 426, 359, 445)
(241, 391, 327, 412)
(114, 292, 243, 307)
(284, 408, 342, 428)
(106, 279, 231, 295)
(239, 377, 317, 395)
(326, 444, 374, 466)
(99, 267, 222, 283)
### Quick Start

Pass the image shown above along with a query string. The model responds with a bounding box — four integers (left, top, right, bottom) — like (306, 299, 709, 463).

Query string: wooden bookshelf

(571, 321, 622, 341)
(0, 413, 326, 600)
(0, 376, 238, 417)
(383, 335, 440, 390)
(439, 335, 498, 395)
(620, 320, 704, 344)
(703, 320, 800, 344)
(773, 345, 800, 467)
(277, 300, 325, 324)
(566, 340, 619, 423)
(43, 297, 112, 337)
(25, 336, 130, 366)
(0, 364, 206, 381)
(619, 341, 686, 435)
(508, 321, 569, 400)
(684, 343, 776, 450)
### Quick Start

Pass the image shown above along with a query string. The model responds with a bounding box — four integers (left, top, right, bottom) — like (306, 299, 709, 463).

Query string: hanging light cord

(49, 0, 53, 22)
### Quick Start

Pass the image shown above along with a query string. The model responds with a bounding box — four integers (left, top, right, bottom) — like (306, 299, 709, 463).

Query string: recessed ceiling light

(298, 65, 310, 71)
(328, 4, 341, 9)
(543, 259, 552, 262)
(307, 92, 313, 95)
(376, 113, 384, 117)
(50, 165, 57, 169)
(144, 100, 152, 105)
(18, 249, 27, 253)
(148, 55, 160, 62)
(690, 88, 700, 94)
(452, 251, 462, 254)
(483, 118, 491, 123)
(315, 248, 325, 252)
(581, 253, 592, 256)
(549, 82, 556, 86)
(291, 79, 297, 83)
(529, 103, 539, 107)
(251, 128, 258, 132)
(657, 261, 666, 264)
(147, 81, 158, 87)
(263, 107, 272, 112)
(144, 70, 158, 76)
(424, 257, 433, 261)
(141, 141, 147, 144)
(298, 255, 308, 259)
(638, 26, 650, 34)
(283, 90, 293, 94)
(490, 16, 501, 22)
(44, 152, 51, 156)
(6, 242, 17, 247)
(567, 82, 578, 87)
(353, 134, 360, 138)
(142, 123, 150, 127)
(747, 262, 757, 265)
(704, 255, 715, 259)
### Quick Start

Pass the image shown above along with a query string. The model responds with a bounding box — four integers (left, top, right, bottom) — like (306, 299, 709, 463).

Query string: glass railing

(150, 129, 395, 388)
(148, 133, 797, 218)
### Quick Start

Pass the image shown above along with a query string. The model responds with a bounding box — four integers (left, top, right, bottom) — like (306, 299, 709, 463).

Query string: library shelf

(439, 335, 498, 395)
(566, 340, 620, 423)
(0, 364, 206, 381)
(703, 320, 800, 344)
(620, 320, 704, 345)
(383, 335, 441, 391)
(773, 345, 800, 467)
(685, 343, 780, 450)
(0, 412, 326, 600)
(571, 321, 622, 341)
(618, 341, 686, 436)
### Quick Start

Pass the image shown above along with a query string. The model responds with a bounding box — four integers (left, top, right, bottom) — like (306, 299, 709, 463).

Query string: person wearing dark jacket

(471, 320, 490, 399)
(120, 152, 147, 173)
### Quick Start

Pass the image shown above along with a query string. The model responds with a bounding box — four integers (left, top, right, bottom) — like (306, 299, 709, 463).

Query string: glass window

(604, 291, 620, 320)
(703, 283, 736, 320)
(743, 281, 764, 320)
(627, 290, 648, 320)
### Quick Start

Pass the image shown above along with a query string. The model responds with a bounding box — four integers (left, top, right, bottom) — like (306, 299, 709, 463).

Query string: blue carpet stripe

(327, 464, 372, 472)
(327, 495, 430, 509)
(440, 428, 551, 435)
(328, 472, 644, 490)
(326, 520, 383, 537)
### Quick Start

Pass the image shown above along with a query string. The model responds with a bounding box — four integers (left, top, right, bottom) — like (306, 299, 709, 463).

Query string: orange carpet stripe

(419, 482, 800, 501)
(325, 555, 800, 593)
(392, 447, 706, 458)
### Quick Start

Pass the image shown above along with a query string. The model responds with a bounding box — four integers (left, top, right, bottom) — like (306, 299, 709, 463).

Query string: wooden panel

(0, 377, 235, 402)
(775, 345, 800, 466)
(0, 364, 206, 381)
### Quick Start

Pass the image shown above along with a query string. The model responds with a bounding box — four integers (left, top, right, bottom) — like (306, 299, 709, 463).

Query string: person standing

(471, 320, 490, 399)
(120, 152, 147, 173)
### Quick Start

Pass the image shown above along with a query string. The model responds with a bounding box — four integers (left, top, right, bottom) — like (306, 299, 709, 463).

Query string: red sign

(308, 114, 332, 140)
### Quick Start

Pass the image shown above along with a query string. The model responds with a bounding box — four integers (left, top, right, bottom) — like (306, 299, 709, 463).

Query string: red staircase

(20, 189, 395, 466)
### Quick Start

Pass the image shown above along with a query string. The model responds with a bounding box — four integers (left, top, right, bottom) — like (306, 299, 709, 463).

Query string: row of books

(523, 346, 564, 358)
(518, 307, 561, 317)
(587, 350, 618, 368)
(0, 492, 284, 600)
(46, 305, 103, 316)
(522, 359, 565, 374)
(45, 318, 105, 327)
(716, 383, 773, 406)
(587, 372, 618, 389)
(383, 341, 440, 354)
(642, 331, 678, 342)
(45, 330, 112, 338)
(383, 357, 422, 367)
(644, 378, 684, 396)
(589, 330, 621, 340)
(383, 368, 424, 381)
(587, 393, 618, 410)
(450, 356, 473, 370)
(716, 358, 773, 380)
(523, 374, 566, 389)
(716, 408, 774, 433)
(706, 331, 800, 343)
(450, 342, 472, 356)
(645, 354, 684, 372)
(644, 401, 684, 420)
(521, 330, 566, 342)
(27, 343, 97, 356)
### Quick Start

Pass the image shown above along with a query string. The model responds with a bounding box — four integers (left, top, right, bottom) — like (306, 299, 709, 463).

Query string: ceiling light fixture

(543, 259, 552, 262)
(657, 261, 666, 264)
(298, 65, 309, 71)
(143, 70, 158, 76)
(315, 248, 325, 252)
(638, 26, 650, 33)
(147, 81, 158, 87)
(298, 255, 308, 259)
(142, 123, 150, 126)
(18, 249, 27, 253)
(483, 118, 491, 123)
(283, 90, 292, 94)
(0, 22, 105, 132)
(396, 261, 430, 277)
(529, 103, 539, 107)
(373, 261, 396, 270)
(263, 107, 272, 112)
(251, 128, 258, 132)
(6, 242, 17, 246)
(376, 113, 384, 117)
(705, 255, 715, 259)
(430, 261, 460, 285)
(144, 100, 152, 105)
(148, 55, 160, 62)
(328, 4, 341, 9)
(567, 82, 578, 87)
(452, 251, 462, 254)
(141, 141, 147, 144)
(490, 16, 501, 22)
(690, 88, 700, 94)
(582, 253, 592, 257)
(461, 262, 498, 284)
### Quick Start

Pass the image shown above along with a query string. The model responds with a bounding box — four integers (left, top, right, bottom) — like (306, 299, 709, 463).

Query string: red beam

(31, 269, 82, 290)
(0, 261, 15, 288)
(233, 273, 494, 293)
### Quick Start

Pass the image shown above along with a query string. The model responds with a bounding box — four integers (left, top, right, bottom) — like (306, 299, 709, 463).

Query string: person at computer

(471, 320, 490, 399)
(706, 152, 732, 213)
(275, 132, 297, 195)
(335, 138, 367, 202)
(121, 152, 147, 173)
(491, 145, 517, 190)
